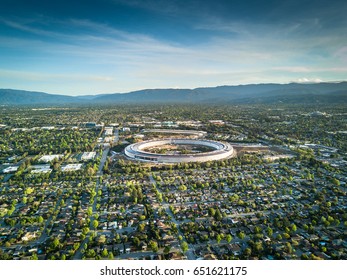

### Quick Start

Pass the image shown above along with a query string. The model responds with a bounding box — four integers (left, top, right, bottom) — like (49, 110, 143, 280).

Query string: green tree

(149, 240, 158, 252)
(52, 237, 60, 249)
(138, 223, 145, 232)
(133, 237, 141, 248)
(30, 253, 38, 260)
(101, 248, 108, 258)
(254, 226, 262, 234)
(216, 234, 222, 244)
(97, 235, 106, 244)
(181, 241, 189, 253)
(291, 224, 297, 232)
(254, 241, 263, 253)
(285, 242, 293, 254)
(214, 208, 223, 221)
(164, 246, 171, 255)
(244, 248, 252, 257)
(208, 208, 216, 217)
(331, 178, 340, 186)
(238, 231, 246, 240)
(92, 220, 99, 230)
(108, 252, 114, 259)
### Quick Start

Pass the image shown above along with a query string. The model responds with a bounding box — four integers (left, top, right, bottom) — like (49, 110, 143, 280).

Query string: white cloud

(293, 77, 323, 83)
(272, 67, 311, 73)
(1, 16, 346, 94)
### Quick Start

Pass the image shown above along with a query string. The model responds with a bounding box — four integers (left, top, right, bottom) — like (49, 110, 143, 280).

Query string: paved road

(149, 174, 196, 260)
(97, 148, 109, 176)
(73, 148, 109, 259)
(3, 174, 13, 182)
(33, 194, 64, 245)
(114, 129, 119, 144)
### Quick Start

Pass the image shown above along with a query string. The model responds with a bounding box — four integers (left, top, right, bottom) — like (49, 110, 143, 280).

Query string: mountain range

(1, 82, 347, 105)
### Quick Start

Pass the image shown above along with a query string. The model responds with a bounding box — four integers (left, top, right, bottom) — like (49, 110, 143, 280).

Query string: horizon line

(1, 80, 346, 97)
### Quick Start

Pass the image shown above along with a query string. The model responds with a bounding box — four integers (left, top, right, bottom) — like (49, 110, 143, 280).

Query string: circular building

(124, 138, 234, 163)
(141, 129, 207, 138)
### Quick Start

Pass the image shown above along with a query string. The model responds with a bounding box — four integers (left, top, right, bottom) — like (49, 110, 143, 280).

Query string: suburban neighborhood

(0, 104, 346, 260)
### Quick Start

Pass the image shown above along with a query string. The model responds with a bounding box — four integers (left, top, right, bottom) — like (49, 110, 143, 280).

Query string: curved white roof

(125, 138, 234, 163)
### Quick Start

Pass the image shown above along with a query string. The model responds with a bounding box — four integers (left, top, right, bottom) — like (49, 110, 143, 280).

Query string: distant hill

(0, 89, 83, 105)
(92, 82, 347, 104)
(1, 82, 347, 105)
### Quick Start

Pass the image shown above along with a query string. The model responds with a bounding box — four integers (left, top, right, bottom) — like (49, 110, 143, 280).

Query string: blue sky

(0, 0, 346, 95)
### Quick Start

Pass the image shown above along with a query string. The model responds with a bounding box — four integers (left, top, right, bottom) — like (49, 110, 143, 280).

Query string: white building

(104, 127, 113, 136)
(61, 164, 83, 172)
(2, 166, 19, 173)
(39, 154, 63, 163)
(134, 134, 145, 139)
(31, 165, 52, 174)
(125, 138, 234, 163)
(81, 152, 96, 161)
